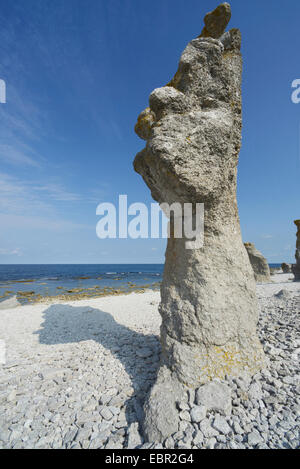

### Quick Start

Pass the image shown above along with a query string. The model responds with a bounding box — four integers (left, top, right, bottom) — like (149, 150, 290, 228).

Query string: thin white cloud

(0, 172, 54, 215)
(33, 183, 81, 202)
(0, 172, 94, 234)
(87, 185, 111, 203)
(0, 172, 105, 213)
(0, 213, 88, 232)
(0, 247, 21, 256)
(0, 143, 39, 167)
(0, 77, 46, 169)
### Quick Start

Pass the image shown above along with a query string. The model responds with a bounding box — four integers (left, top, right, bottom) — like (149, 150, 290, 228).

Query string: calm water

(269, 264, 281, 269)
(0, 264, 164, 301)
(0, 263, 281, 303)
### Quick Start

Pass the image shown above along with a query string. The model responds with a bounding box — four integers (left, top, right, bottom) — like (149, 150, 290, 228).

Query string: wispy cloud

(0, 247, 22, 256)
(33, 183, 81, 202)
(87, 186, 111, 204)
(0, 171, 106, 213)
(0, 143, 39, 167)
(0, 213, 88, 232)
(0, 172, 91, 233)
(0, 172, 53, 215)
(0, 72, 46, 168)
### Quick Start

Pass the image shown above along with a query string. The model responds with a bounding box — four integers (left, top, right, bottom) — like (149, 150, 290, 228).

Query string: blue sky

(0, 0, 299, 264)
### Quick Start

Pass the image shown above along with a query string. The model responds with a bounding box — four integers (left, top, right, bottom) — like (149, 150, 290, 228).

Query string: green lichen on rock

(134, 107, 156, 141)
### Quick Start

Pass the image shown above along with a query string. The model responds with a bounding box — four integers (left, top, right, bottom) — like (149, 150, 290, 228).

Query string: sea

(0, 263, 281, 304)
(0, 264, 164, 303)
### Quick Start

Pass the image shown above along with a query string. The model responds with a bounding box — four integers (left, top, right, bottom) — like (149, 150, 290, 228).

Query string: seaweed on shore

(14, 282, 162, 305)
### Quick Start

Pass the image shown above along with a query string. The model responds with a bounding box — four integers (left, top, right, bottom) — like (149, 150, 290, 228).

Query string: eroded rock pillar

(244, 243, 271, 283)
(134, 3, 265, 441)
(292, 220, 300, 281)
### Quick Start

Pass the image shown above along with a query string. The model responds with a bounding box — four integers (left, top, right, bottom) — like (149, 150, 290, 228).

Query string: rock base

(292, 264, 300, 281)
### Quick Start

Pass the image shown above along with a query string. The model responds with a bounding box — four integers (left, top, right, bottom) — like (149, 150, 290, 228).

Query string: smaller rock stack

(281, 263, 292, 274)
(292, 220, 300, 281)
(244, 243, 271, 283)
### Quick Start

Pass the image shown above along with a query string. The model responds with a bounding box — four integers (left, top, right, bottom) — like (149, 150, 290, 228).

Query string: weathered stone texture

(292, 220, 300, 281)
(244, 243, 271, 283)
(199, 3, 231, 39)
(134, 3, 265, 441)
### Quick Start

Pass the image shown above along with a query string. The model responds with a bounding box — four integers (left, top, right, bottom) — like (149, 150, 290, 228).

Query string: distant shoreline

(0, 264, 164, 305)
(0, 263, 286, 305)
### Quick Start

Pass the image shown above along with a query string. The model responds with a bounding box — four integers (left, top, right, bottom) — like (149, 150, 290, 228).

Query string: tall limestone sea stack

(244, 242, 271, 283)
(292, 220, 300, 281)
(134, 3, 265, 441)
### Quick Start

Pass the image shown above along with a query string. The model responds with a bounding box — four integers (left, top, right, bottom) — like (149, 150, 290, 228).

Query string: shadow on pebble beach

(34, 304, 161, 436)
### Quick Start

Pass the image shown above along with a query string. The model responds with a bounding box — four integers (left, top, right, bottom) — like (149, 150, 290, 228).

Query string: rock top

(199, 2, 231, 39)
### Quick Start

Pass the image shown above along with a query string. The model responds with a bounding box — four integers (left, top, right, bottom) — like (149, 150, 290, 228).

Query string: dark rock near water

(292, 220, 300, 281)
(281, 263, 292, 274)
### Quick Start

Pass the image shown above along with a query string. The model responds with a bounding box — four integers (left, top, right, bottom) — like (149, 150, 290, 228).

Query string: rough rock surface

(244, 243, 271, 283)
(134, 3, 265, 441)
(199, 2, 231, 39)
(292, 220, 300, 281)
(275, 289, 293, 301)
(196, 381, 232, 416)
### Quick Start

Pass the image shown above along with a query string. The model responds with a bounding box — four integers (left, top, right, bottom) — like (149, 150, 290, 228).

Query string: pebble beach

(0, 273, 299, 449)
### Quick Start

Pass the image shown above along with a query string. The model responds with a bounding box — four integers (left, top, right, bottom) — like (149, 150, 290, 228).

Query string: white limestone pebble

(0, 274, 299, 449)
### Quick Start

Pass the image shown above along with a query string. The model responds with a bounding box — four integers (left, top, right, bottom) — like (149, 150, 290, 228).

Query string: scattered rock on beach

(274, 289, 292, 301)
(190, 405, 206, 423)
(0, 279, 299, 450)
(196, 381, 232, 416)
(136, 347, 153, 358)
(212, 415, 231, 435)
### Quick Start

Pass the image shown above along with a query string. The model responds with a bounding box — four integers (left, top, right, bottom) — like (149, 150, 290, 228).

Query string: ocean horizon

(0, 264, 164, 303)
(0, 263, 282, 304)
